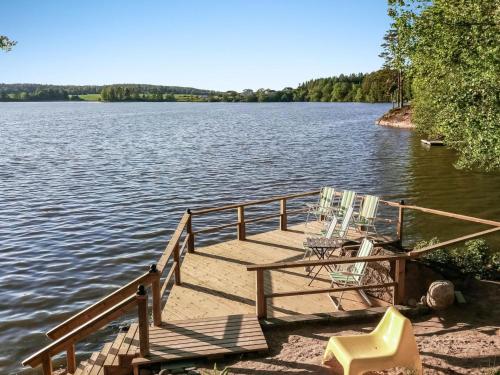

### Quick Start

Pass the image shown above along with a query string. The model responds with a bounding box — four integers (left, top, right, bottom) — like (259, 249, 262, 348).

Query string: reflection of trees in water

(403, 135, 500, 248)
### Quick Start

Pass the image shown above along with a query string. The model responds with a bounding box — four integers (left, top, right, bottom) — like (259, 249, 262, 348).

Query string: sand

(201, 281, 500, 374)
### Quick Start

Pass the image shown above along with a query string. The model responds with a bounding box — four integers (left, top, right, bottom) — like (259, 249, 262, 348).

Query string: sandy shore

(201, 281, 500, 374)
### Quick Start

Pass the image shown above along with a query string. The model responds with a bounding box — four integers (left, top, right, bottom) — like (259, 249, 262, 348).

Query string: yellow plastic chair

(323, 306, 422, 375)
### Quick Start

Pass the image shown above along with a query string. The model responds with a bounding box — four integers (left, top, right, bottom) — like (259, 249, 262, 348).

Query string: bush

(417, 238, 500, 280)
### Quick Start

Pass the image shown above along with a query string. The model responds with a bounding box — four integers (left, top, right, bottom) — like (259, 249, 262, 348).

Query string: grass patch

(78, 94, 101, 101)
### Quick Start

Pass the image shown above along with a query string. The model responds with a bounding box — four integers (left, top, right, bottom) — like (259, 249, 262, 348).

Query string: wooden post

(237, 206, 246, 240)
(393, 258, 406, 305)
(136, 285, 149, 357)
(66, 344, 76, 374)
(279, 198, 287, 231)
(149, 264, 162, 326)
(397, 200, 405, 248)
(255, 270, 267, 319)
(41, 354, 53, 375)
(186, 209, 194, 253)
(173, 241, 181, 285)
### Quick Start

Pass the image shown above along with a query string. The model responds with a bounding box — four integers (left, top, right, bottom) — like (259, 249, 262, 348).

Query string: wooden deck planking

(132, 314, 267, 366)
(162, 222, 388, 321)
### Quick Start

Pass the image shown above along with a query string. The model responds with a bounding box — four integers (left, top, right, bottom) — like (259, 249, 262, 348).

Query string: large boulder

(426, 280, 455, 310)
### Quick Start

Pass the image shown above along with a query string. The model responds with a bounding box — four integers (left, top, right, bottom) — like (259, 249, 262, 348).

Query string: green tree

(0, 35, 16, 52)
(379, 1, 417, 108)
(411, 0, 500, 171)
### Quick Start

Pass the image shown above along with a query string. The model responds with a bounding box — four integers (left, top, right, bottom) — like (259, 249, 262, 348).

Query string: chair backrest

(336, 205, 354, 239)
(324, 216, 339, 239)
(359, 194, 380, 222)
(319, 187, 336, 210)
(338, 190, 357, 215)
(374, 306, 413, 348)
(351, 238, 374, 282)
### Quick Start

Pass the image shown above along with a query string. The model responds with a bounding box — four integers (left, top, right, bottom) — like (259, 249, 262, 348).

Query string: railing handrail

(409, 226, 500, 256)
(47, 270, 155, 340)
(23, 294, 138, 368)
(191, 190, 320, 215)
(157, 211, 190, 272)
(380, 200, 500, 227)
(246, 254, 410, 272)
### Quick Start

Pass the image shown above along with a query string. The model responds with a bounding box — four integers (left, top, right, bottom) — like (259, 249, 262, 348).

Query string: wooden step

(82, 352, 100, 375)
(103, 332, 126, 375)
(89, 342, 113, 375)
(118, 323, 139, 367)
(73, 360, 89, 375)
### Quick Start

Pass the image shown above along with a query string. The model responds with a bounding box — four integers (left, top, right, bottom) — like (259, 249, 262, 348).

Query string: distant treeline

(0, 69, 398, 103)
(207, 70, 396, 103)
(0, 83, 214, 102)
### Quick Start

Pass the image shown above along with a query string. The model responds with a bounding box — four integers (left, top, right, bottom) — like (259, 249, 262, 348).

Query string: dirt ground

(202, 281, 500, 375)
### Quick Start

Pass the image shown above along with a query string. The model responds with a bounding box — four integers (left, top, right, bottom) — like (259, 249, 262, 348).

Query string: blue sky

(1, 0, 391, 91)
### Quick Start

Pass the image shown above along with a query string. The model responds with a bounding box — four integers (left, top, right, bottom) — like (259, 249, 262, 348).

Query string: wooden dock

(163, 222, 387, 321)
(22, 189, 500, 375)
(421, 139, 444, 146)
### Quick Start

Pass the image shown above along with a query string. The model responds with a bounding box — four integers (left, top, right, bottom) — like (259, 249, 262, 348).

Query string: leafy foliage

(410, 0, 500, 171)
(418, 238, 500, 280)
(0, 35, 16, 52)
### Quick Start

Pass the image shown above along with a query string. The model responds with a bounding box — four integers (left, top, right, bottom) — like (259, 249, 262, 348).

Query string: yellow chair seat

(323, 307, 422, 375)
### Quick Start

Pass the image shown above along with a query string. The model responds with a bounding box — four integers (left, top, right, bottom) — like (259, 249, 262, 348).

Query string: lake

(1, 102, 499, 374)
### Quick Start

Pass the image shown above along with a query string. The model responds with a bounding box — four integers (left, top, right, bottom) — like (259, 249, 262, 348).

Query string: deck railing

(22, 188, 500, 374)
(246, 198, 500, 319)
(247, 253, 409, 319)
(22, 211, 192, 375)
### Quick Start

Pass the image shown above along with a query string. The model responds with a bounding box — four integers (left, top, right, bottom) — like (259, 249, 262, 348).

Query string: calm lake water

(1, 102, 499, 374)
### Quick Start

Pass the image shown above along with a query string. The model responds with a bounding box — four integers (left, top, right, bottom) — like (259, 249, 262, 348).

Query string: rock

(426, 280, 455, 310)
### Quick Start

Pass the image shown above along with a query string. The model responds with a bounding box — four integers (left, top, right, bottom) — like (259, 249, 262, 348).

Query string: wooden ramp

(132, 315, 267, 369)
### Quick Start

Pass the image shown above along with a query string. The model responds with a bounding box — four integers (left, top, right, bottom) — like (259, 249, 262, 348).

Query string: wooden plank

(247, 254, 409, 271)
(409, 227, 500, 256)
(163, 222, 390, 321)
(156, 320, 260, 333)
(160, 261, 177, 297)
(266, 282, 397, 298)
(148, 328, 264, 343)
(82, 352, 99, 375)
(245, 213, 281, 225)
(237, 206, 246, 240)
(116, 324, 138, 366)
(133, 342, 268, 365)
(193, 221, 238, 235)
(149, 337, 267, 354)
(157, 212, 190, 272)
(103, 332, 126, 369)
(47, 272, 152, 340)
(191, 190, 320, 215)
(24, 296, 137, 367)
(161, 314, 255, 326)
(88, 342, 112, 375)
(280, 198, 287, 231)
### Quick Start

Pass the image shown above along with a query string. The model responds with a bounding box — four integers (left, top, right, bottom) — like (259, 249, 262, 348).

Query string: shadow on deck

(162, 222, 389, 321)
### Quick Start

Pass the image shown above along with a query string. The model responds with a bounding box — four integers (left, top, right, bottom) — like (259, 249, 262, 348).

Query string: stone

(426, 280, 455, 310)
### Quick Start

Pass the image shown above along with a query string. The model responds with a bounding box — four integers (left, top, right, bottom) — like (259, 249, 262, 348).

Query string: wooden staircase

(72, 315, 267, 375)
(73, 323, 139, 375)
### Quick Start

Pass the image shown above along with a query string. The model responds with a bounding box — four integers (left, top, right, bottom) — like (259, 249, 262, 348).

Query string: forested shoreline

(0, 68, 399, 103)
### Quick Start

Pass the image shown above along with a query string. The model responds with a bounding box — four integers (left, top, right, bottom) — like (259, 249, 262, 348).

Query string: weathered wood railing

(247, 254, 409, 319)
(186, 190, 320, 246)
(246, 197, 500, 319)
(23, 211, 192, 375)
(22, 280, 153, 374)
